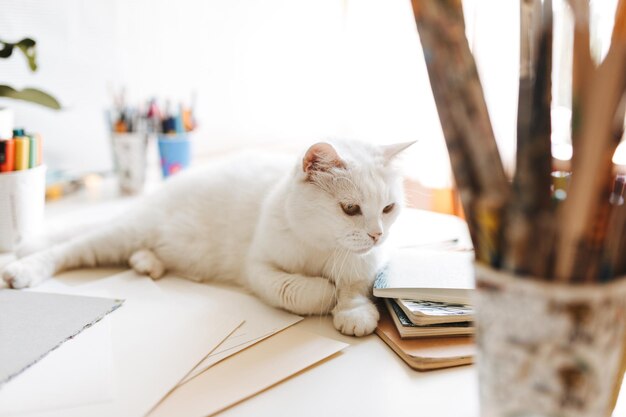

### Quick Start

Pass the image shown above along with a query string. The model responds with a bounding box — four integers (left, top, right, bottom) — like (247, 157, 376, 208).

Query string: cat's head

(286, 139, 414, 254)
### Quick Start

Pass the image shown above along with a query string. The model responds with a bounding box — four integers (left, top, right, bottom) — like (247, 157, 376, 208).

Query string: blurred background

(0, 0, 622, 212)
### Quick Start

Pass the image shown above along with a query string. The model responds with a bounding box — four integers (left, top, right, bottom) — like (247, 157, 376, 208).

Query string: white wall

(2, 0, 546, 189)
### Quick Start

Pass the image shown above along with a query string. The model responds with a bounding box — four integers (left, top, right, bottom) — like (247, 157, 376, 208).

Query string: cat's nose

(368, 232, 382, 242)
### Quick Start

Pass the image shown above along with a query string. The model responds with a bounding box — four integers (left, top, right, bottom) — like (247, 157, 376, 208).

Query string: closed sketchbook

(374, 248, 475, 304)
(385, 299, 474, 338)
(375, 304, 475, 371)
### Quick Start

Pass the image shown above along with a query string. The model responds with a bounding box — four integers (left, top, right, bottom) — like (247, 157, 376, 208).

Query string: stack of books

(373, 248, 476, 370)
(383, 298, 473, 338)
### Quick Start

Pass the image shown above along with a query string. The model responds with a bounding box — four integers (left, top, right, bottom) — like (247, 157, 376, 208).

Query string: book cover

(374, 248, 475, 304)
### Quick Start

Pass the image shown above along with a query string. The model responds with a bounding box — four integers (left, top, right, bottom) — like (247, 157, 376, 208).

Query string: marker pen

(13, 128, 30, 171)
(0, 139, 15, 172)
(36, 133, 43, 166)
(28, 134, 38, 168)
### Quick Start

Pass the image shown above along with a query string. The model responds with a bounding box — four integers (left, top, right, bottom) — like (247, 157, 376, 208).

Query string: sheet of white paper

(0, 317, 113, 416)
(195, 325, 281, 374)
(149, 327, 349, 417)
(0, 290, 122, 385)
(19, 271, 243, 417)
(378, 248, 475, 291)
(152, 277, 302, 385)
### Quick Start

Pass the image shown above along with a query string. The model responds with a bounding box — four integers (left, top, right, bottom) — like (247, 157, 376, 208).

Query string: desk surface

(1, 178, 625, 417)
(223, 317, 479, 417)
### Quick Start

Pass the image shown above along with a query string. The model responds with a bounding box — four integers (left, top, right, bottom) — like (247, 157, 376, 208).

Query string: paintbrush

(568, 0, 593, 166)
(411, 0, 510, 266)
(554, 1, 626, 282)
(504, 0, 553, 277)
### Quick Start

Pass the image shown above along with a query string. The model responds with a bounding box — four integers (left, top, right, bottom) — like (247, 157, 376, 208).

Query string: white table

(1, 178, 625, 417)
(221, 317, 479, 417)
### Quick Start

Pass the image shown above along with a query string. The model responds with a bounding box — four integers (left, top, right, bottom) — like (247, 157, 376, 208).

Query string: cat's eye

(383, 203, 395, 214)
(340, 203, 362, 216)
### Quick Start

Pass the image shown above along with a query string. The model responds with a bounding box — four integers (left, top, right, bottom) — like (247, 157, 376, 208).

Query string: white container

(474, 263, 626, 417)
(0, 165, 46, 252)
(110, 133, 149, 195)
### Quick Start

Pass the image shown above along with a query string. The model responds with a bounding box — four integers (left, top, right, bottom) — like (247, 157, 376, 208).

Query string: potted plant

(0, 37, 60, 109)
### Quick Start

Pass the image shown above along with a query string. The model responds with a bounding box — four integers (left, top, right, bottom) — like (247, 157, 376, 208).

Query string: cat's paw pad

(129, 250, 165, 280)
(333, 303, 380, 337)
(2, 260, 46, 289)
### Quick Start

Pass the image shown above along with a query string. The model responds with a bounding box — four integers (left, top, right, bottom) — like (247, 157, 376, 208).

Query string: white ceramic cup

(0, 165, 46, 252)
(110, 132, 149, 195)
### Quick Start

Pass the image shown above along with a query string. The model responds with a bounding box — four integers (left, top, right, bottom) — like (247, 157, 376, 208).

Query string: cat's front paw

(2, 259, 48, 289)
(332, 301, 380, 337)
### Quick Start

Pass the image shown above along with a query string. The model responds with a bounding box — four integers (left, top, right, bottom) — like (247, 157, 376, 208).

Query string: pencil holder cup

(157, 133, 191, 178)
(0, 165, 46, 252)
(473, 263, 626, 417)
(110, 132, 149, 195)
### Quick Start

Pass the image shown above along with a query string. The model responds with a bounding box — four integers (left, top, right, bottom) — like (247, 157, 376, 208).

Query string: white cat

(2, 140, 412, 336)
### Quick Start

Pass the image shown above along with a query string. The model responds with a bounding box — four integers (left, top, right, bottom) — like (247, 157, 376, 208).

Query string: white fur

(2, 139, 409, 336)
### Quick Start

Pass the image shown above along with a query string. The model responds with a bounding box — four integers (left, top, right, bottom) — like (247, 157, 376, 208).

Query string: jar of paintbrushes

(412, 1, 626, 416)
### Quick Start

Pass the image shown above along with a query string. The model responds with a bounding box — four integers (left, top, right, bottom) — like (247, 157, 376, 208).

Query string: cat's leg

(16, 217, 111, 259)
(2, 220, 147, 288)
(331, 281, 379, 337)
(246, 261, 337, 316)
(129, 249, 165, 279)
(323, 252, 380, 336)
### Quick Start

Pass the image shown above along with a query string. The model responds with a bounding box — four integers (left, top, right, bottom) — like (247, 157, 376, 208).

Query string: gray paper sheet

(0, 290, 123, 386)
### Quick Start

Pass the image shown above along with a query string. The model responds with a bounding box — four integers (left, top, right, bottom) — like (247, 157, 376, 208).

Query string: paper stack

(0, 271, 348, 417)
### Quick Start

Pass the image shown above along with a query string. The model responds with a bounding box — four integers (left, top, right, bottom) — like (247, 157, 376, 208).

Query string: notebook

(385, 299, 473, 338)
(374, 248, 475, 304)
(375, 303, 475, 371)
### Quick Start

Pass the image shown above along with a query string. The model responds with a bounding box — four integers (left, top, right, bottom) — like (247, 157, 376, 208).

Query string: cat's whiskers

(335, 247, 351, 288)
(322, 246, 341, 318)
(349, 253, 359, 286)
(330, 246, 342, 287)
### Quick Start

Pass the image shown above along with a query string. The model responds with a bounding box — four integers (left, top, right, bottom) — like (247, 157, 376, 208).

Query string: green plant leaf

(0, 41, 14, 58)
(16, 38, 37, 71)
(0, 38, 37, 71)
(0, 85, 61, 110)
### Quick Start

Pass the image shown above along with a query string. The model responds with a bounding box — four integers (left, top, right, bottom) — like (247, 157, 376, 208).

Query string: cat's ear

(382, 141, 416, 164)
(302, 142, 346, 175)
